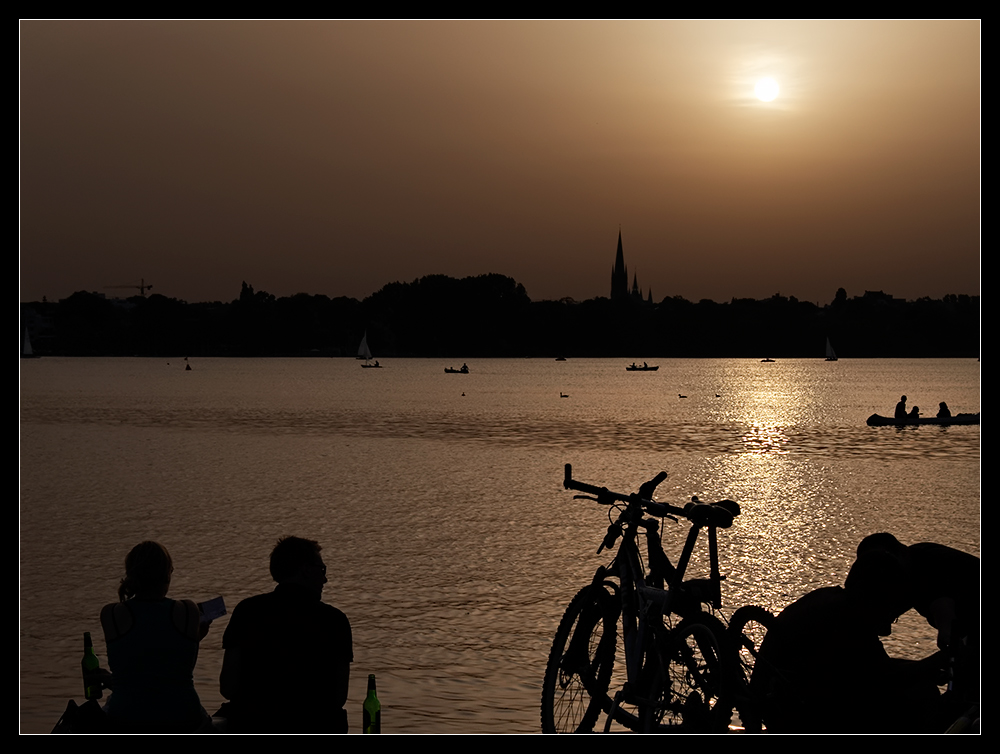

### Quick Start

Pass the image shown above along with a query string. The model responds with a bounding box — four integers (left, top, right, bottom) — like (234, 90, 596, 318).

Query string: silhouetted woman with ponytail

(99, 541, 211, 732)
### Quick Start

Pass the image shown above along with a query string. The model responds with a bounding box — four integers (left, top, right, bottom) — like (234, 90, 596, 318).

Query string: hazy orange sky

(20, 21, 980, 305)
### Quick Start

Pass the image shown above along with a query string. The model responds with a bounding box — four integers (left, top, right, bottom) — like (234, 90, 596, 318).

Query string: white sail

(358, 332, 372, 361)
(825, 338, 837, 361)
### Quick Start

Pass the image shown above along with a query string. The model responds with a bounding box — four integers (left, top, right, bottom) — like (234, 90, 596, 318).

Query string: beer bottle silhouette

(82, 632, 103, 700)
(362, 673, 381, 733)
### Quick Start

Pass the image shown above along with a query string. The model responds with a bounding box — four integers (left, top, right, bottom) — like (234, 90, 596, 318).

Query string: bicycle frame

(543, 465, 765, 734)
(572, 467, 735, 728)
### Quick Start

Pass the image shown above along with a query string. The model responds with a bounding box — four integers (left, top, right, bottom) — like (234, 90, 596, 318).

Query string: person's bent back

(754, 551, 943, 733)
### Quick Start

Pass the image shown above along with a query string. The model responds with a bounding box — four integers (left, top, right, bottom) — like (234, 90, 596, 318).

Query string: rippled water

(19, 358, 980, 733)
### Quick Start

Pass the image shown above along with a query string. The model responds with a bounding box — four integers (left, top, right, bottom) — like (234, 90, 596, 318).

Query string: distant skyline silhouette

(20, 21, 980, 306)
(19, 276, 979, 359)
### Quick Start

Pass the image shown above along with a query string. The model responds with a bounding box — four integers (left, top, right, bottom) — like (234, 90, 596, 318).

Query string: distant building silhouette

(611, 230, 628, 301)
(610, 229, 652, 303)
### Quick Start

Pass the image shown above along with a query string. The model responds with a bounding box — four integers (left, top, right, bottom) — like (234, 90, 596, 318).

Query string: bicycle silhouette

(541, 464, 774, 733)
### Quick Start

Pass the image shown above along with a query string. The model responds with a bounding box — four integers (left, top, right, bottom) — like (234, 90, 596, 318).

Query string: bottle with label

(81, 631, 103, 700)
(362, 673, 381, 733)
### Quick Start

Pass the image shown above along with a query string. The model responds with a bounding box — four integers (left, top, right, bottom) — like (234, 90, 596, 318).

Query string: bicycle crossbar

(637, 585, 671, 610)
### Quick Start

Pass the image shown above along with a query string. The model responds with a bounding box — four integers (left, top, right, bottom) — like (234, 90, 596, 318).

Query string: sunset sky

(19, 21, 980, 306)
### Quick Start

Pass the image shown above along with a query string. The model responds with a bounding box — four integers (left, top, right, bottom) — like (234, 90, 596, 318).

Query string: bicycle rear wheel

(647, 613, 732, 732)
(729, 605, 774, 680)
(726, 605, 775, 731)
(541, 586, 617, 733)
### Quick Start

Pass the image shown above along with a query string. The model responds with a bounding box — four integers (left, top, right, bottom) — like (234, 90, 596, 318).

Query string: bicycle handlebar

(563, 463, 741, 528)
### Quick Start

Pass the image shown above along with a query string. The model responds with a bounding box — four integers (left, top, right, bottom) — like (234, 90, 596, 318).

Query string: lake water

(19, 357, 980, 733)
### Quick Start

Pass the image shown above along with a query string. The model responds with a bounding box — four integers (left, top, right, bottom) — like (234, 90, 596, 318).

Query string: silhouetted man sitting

(221, 536, 353, 733)
(895, 395, 908, 421)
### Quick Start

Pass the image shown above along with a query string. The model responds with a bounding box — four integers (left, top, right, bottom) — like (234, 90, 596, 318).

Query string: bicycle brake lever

(598, 522, 622, 553)
(573, 494, 599, 502)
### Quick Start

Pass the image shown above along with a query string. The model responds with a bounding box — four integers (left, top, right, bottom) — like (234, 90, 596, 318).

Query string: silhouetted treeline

(20, 279, 979, 358)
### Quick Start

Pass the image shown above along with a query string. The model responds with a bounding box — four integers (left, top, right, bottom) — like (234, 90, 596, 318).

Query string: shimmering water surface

(19, 358, 980, 733)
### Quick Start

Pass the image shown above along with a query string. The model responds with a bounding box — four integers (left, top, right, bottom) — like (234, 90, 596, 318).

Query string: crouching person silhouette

(220, 536, 353, 733)
(855, 533, 980, 718)
(752, 549, 944, 733)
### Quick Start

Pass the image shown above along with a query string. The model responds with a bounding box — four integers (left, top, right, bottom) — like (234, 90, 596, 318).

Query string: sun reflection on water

(688, 452, 872, 613)
(726, 365, 809, 455)
(740, 423, 790, 454)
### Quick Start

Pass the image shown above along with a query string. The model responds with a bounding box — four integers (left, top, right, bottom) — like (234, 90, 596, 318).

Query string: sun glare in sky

(18, 21, 980, 305)
(754, 77, 779, 102)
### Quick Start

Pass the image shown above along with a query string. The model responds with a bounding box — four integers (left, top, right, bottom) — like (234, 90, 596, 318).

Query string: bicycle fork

(603, 585, 673, 732)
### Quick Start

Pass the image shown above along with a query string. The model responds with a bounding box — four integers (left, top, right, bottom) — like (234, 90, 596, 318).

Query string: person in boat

(908, 406, 921, 424)
(752, 550, 944, 733)
(855, 533, 980, 712)
(894, 395, 908, 421)
(937, 402, 952, 419)
(460, 363, 469, 373)
(220, 536, 353, 733)
(98, 541, 212, 733)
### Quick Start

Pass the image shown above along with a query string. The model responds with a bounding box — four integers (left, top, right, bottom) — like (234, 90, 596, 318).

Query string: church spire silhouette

(611, 228, 645, 302)
(611, 228, 628, 301)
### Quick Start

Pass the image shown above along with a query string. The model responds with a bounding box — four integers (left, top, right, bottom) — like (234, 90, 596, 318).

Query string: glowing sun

(754, 77, 779, 102)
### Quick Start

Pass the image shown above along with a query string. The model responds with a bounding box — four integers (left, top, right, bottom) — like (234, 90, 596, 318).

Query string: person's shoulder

(234, 590, 275, 607)
(318, 601, 351, 623)
(316, 602, 352, 639)
(316, 602, 353, 660)
(100, 602, 117, 633)
(795, 585, 845, 604)
(760, 588, 847, 661)
(223, 591, 276, 646)
(909, 541, 975, 554)
(909, 542, 980, 565)
(226, 591, 277, 625)
(776, 587, 847, 622)
(101, 602, 132, 640)
(171, 599, 202, 640)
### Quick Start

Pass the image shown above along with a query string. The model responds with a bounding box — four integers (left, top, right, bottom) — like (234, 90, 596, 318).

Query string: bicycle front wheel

(647, 613, 732, 732)
(541, 586, 617, 733)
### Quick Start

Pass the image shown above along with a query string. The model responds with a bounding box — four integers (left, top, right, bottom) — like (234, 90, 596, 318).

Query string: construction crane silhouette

(105, 279, 153, 296)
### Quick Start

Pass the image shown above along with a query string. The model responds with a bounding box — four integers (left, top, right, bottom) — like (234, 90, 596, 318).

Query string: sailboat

(21, 326, 39, 359)
(358, 331, 381, 368)
(825, 338, 838, 362)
